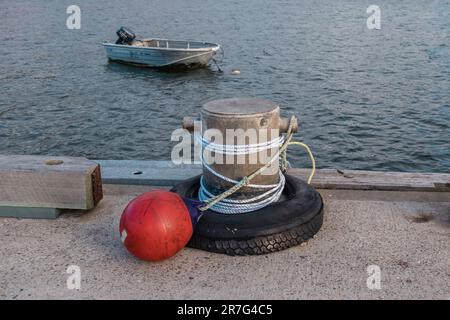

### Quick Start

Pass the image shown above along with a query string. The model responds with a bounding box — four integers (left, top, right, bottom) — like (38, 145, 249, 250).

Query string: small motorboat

(103, 27, 221, 69)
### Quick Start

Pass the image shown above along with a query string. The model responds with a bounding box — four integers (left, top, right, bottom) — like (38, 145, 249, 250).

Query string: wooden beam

(0, 155, 103, 211)
(0, 207, 61, 219)
(97, 160, 450, 192)
(288, 168, 450, 192)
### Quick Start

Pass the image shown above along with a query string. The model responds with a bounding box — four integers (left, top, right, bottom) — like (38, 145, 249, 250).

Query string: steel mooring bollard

(173, 97, 324, 256)
(184, 97, 298, 201)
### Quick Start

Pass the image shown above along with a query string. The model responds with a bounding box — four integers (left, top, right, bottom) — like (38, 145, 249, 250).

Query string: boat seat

(131, 40, 146, 47)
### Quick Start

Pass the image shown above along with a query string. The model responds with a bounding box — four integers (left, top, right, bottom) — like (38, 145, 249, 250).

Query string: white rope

(196, 132, 286, 214)
(198, 134, 284, 155)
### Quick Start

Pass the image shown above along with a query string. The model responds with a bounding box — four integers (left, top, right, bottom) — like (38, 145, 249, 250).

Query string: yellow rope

(288, 141, 316, 184)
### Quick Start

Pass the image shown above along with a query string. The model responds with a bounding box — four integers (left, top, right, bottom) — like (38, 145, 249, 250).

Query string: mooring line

(197, 116, 316, 214)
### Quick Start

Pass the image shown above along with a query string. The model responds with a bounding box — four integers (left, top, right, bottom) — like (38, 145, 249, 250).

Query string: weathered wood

(288, 168, 450, 192)
(97, 160, 450, 193)
(0, 155, 103, 210)
(98, 160, 201, 186)
(0, 206, 61, 219)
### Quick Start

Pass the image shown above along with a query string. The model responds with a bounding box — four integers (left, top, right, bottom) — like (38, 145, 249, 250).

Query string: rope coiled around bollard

(197, 116, 316, 214)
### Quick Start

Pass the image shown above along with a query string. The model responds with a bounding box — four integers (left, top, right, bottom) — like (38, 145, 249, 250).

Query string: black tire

(171, 174, 324, 256)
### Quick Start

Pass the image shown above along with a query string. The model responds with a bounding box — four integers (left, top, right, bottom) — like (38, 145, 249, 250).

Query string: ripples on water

(0, 0, 449, 172)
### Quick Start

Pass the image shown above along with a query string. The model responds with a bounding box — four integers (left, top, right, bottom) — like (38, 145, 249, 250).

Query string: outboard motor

(116, 26, 136, 45)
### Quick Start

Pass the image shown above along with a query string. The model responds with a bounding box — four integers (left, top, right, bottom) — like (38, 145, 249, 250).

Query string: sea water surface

(0, 0, 449, 172)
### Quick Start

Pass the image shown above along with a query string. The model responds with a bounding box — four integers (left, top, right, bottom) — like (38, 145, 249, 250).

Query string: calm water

(0, 0, 449, 172)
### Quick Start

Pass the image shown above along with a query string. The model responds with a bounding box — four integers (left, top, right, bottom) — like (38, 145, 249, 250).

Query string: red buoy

(119, 190, 195, 261)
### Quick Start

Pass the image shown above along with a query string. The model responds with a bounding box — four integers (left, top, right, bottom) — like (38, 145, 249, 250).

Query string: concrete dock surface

(0, 183, 448, 300)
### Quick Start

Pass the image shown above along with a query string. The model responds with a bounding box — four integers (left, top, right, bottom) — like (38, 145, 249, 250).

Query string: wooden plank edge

(0, 206, 61, 219)
(96, 160, 450, 192)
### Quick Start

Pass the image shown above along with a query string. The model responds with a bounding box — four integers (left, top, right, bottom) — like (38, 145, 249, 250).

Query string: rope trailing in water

(197, 116, 316, 214)
(212, 59, 223, 72)
(212, 46, 224, 72)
